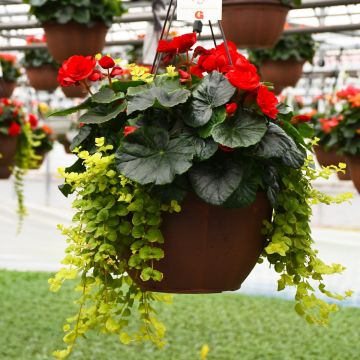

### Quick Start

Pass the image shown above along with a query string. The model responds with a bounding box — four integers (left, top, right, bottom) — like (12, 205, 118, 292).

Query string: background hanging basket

(26, 65, 58, 92)
(43, 22, 108, 62)
(0, 79, 16, 98)
(61, 85, 87, 99)
(0, 134, 17, 179)
(314, 146, 351, 181)
(133, 193, 272, 294)
(222, 0, 289, 48)
(346, 156, 360, 192)
(259, 60, 305, 94)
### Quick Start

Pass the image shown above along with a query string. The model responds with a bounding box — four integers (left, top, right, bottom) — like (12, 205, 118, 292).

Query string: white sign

(177, 0, 222, 22)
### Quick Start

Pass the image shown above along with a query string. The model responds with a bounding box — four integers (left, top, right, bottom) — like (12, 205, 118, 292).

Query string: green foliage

(14, 122, 39, 231)
(249, 33, 316, 64)
(50, 138, 180, 359)
(262, 152, 353, 325)
(24, 0, 126, 27)
(23, 48, 57, 68)
(0, 57, 21, 82)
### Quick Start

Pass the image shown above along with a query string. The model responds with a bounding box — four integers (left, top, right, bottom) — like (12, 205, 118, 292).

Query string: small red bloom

(8, 122, 21, 136)
(226, 68, 260, 91)
(189, 65, 204, 78)
(57, 55, 96, 87)
(226, 103, 238, 116)
(337, 85, 360, 100)
(319, 117, 340, 133)
(178, 69, 191, 83)
(12, 109, 19, 117)
(110, 66, 125, 77)
(124, 126, 138, 137)
(88, 70, 103, 82)
(157, 33, 197, 56)
(1, 98, 11, 106)
(42, 124, 53, 135)
(219, 144, 235, 153)
(28, 113, 38, 129)
(256, 85, 278, 119)
(79, 122, 85, 128)
(99, 55, 115, 69)
(291, 114, 311, 125)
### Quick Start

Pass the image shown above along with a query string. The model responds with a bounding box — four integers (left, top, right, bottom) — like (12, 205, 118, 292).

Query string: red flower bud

(99, 55, 115, 69)
(219, 144, 235, 153)
(1, 98, 11, 106)
(178, 69, 191, 83)
(88, 70, 103, 82)
(124, 126, 138, 137)
(79, 122, 85, 128)
(28, 113, 38, 129)
(110, 66, 124, 78)
(225, 103, 238, 116)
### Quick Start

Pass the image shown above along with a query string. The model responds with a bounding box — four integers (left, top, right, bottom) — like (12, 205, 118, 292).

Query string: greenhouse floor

(0, 144, 359, 306)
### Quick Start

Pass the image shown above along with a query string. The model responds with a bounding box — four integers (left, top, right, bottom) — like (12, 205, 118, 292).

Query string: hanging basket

(0, 79, 16, 98)
(346, 156, 360, 193)
(314, 146, 351, 181)
(61, 85, 87, 99)
(222, 0, 289, 48)
(132, 193, 272, 294)
(259, 60, 305, 94)
(43, 21, 108, 62)
(26, 65, 59, 92)
(0, 134, 18, 179)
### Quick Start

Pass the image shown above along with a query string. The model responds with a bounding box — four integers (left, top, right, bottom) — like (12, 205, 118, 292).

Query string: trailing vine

(262, 149, 353, 325)
(49, 138, 179, 359)
(14, 121, 39, 230)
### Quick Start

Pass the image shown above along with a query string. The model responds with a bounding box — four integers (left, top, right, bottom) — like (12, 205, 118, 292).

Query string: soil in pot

(222, 0, 289, 48)
(0, 80, 16, 98)
(43, 21, 108, 62)
(61, 85, 87, 99)
(314, 146, 351, 181)
(259, 60, 305, 95)
(26, 65, 59, 92)
(0, 134, 18, 179)
(346, 156, 360, 193)
(132, 192, 273, 294)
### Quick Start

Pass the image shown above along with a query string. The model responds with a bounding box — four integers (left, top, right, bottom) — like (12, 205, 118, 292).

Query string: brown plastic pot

(222, 0, 289, 48)
(314, 146, 351, 181)
(0, 134, 18, 179)
(0, 80, 16, 98)
(132, 193, 272, 293)
(26, 65, 58, 92)
(259, 60, 305, 95)
(61, 85, 87, 99)
(346, 156, 360, 193)
(43, 21, 108, 62)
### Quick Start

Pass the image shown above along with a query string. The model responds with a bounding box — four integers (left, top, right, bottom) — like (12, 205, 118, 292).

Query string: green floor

(0, 271, 359, 360)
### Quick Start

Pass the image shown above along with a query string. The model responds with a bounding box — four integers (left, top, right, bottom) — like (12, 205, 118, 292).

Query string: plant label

(177, 0, 222, 21)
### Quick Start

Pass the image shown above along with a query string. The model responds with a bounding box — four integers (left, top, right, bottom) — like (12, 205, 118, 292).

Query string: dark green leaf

(58, 183, 73, 197)
(79, 101, 126, 124)
(92, 87, 125, 104)
(189, 157, 243, 205)
(198, 107, 227, 138)
(212, 109, 267, 148)
(47, 98, 92, 117)
(185, 71, 236, 127)
(70, 125, 92, 151)
(126, 78, 191, 115)
(115, 127, 195, 185)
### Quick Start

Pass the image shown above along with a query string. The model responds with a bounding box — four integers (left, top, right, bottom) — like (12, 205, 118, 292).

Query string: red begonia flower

(256, 85, 279, 119)
(8, 122, 21, 136)
(88, 70, 103, 82)
(28, 113, 38, 129)
(57, 55, 96, 87)
(157, 32, 197, 56)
